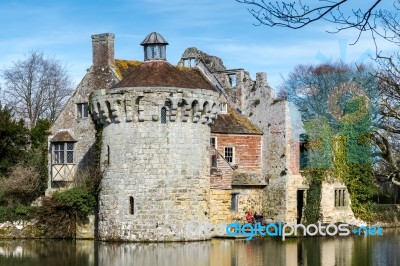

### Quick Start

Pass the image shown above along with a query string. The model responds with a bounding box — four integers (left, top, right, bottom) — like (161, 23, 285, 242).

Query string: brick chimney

(91, 33, 115, 67)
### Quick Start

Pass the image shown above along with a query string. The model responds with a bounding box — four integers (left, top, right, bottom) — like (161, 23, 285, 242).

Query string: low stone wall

(0, 215, 95, 239)
(0, 221, 42, 238)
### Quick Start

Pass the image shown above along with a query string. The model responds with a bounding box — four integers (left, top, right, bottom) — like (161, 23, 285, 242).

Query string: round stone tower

(90, 32, 220, 241)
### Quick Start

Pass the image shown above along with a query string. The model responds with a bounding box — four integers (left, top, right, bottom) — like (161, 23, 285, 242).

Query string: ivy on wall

(303, 97, 377, 222)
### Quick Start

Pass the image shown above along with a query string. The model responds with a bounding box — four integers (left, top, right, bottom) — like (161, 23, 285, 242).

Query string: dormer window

(140, 32, 169, 61)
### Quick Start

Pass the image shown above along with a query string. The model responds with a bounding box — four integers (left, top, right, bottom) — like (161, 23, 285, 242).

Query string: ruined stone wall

(239, 72, 307, 223)
(320, 181, 356, 223)
(195, 54, 305, 222)
(214, 71, 246, 109)
(91, 87, 220, 241)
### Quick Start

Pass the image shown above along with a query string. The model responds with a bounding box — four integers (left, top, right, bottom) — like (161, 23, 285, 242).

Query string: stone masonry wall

(91, 86, 220, 241)
(232, 187, 264, 223)
(320, 181, 356, 223)
(46, 33, 120, 194)
(209, 189, 232, 225)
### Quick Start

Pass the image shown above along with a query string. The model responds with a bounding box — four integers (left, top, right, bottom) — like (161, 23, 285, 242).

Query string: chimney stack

(91, 33, 115, 67)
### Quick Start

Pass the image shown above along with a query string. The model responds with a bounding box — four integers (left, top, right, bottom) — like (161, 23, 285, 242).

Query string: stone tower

(90, 32, 220, 241)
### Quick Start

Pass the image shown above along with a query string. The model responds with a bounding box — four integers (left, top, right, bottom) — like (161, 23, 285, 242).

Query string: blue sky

(0, 0, 397, 89)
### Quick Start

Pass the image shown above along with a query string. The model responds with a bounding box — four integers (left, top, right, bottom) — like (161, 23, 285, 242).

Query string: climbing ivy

(303, 169, 324, 224)
(302, 97, 377, 222)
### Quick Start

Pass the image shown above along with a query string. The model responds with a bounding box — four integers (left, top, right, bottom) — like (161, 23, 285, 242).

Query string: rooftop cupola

(140, 32, 169, 61)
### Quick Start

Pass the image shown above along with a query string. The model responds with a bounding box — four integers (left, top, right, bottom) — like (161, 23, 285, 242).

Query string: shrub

(0, 164, 41, 206)
(36, 188, 95, 238)
(0, 205, 36, 222)
(253, 99, 261, 106)
(53, 188, 96, 217)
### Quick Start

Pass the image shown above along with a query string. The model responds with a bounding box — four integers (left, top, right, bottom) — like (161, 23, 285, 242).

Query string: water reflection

(1, 229, 399, 266)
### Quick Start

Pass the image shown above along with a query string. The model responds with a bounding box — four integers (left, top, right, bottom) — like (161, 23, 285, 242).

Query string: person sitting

(245, 211, 254, 223)
(254, 211, 264, 224)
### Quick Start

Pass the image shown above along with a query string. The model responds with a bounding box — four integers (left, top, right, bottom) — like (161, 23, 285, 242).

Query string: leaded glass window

(161, 107, 167, 124)
(53, 142, 74, 164)
(211, 155, 217, 168)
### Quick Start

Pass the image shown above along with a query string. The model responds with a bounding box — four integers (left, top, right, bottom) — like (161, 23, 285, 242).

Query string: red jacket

(246, 212, 254, 223)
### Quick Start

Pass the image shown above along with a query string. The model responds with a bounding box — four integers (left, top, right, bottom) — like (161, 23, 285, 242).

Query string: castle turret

(91, 32, 220, 241)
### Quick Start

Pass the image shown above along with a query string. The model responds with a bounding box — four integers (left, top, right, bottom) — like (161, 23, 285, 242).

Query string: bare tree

(372, 52, 400, 185)
(235, 0, 399, 45)
(2, 51, 73, 127)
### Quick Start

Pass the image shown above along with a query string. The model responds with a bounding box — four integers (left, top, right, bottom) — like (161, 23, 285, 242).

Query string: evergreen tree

(0, 104, 29, 175)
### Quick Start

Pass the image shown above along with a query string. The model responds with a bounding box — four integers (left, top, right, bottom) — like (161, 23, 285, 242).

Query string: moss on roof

(113, 60, 216, 91)
(114, 59, 142, 79)
(211, 106, 263, 135)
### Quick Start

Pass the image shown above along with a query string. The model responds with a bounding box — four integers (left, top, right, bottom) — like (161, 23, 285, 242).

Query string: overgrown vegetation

(0, 107, 51, 222)
(36, 188, 96, 238)
(253, 99, 260, 106)
(0, 105, 29, 175)
(290, 63, 380, 222)
(303, 170, 323, 224)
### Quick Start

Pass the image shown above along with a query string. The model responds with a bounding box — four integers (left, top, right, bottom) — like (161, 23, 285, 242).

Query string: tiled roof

(50, 131, 76, 142)
(112, 60, 216, 91)
(232, 173, 267, 186)
(211, 106, 263, 135)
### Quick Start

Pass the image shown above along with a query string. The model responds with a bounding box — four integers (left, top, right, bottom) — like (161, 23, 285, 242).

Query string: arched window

(161, 107, 167, 124)
(129, 196, 134, 215)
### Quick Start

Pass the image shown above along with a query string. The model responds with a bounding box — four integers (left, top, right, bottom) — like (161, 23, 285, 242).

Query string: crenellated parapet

(90, 87, 220, 125)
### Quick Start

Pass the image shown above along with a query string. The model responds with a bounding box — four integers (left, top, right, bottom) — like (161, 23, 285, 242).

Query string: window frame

(224, 146, 234, 164)
(211, 155, 218, 168)
(161, 107, 167, 124)
(77, 102, 89, 119)
(210, 137, 217, 148)
(334, 188, 347, 207)
(228, 74, 237, 87)
(220, 103, 228, 114)
(231, 193, 239, 212)
(52, 142, 75, 164)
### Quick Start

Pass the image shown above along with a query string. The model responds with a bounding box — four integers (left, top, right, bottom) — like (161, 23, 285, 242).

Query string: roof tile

(113, 61, 216, 91)
(211, 106, 262, 135)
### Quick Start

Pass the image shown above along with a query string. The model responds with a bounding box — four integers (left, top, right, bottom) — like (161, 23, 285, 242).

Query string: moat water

(1, 228, 399, 266)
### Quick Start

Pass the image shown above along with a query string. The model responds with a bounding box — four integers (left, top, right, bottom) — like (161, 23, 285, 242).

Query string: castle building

(47, 32, 357, 241)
